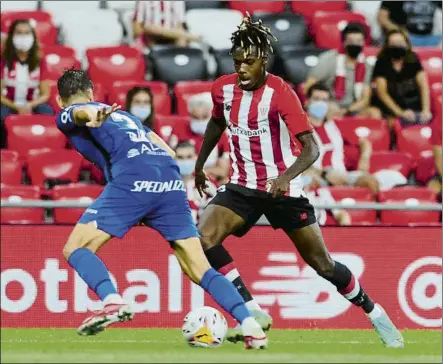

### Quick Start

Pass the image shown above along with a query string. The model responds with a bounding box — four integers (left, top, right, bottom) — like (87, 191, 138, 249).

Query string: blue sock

(68, 248, 117, 301)
(200, 268, 250, 324)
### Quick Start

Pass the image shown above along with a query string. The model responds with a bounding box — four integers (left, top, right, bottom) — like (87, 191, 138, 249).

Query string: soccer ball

(182, 306, 228, 348)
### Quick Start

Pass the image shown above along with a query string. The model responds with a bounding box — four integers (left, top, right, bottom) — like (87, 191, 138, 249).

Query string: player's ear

(56, 95, 65, 109)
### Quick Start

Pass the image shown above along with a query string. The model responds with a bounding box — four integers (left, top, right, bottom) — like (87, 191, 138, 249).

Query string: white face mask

(13, 34, 34, 52)
(190, 119, 208, 135)
(130, 105, 151, 121)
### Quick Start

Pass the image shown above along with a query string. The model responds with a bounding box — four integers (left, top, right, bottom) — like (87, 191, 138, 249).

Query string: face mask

(12, 34, 34, 52)
(345, 44, 363, 59)
(386, 46, 407, 60)
(130, 105, 151, 120)
(190, 119, 208, 135)
(177, 159, 196, 176)
(308, 101, 328, 121)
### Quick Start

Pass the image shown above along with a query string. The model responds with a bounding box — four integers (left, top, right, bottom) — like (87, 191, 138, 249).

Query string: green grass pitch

(1, 328, 441, 363)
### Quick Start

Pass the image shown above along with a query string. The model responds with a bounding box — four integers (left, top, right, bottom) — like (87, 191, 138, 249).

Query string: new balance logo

(251, 252, 365, 319)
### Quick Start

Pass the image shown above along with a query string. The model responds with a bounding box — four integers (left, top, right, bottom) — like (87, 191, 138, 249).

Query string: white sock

(367, 304, 383, 320)
(245, 300, 262, 312)
(103, 293, 124, 306)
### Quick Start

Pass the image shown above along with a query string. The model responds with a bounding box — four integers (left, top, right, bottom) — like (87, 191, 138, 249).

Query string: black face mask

(345, 44, 363, 59)
(386, 46, 408, 60)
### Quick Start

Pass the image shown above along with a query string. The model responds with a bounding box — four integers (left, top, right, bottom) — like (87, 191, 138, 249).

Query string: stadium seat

(431, 83, 442, 121)
(1, 185, 44, 224)
(1, 10, 57, 45)
(174, 81, 213, 116)
(290, 1, 348, 24)
(0, 1, 38, 11)
(1, 157, 23, 185)
(228, 1, 286, 15)
(323, 186, 377, 225)
(41, 44, 80, 81)
(415, 155, 437, 185)
(280, 46, 329, 86)
(52, 183, 104, 223)
(108, 80, 171, 116)
(213, 48, 275, 77)
(90, 165, 105, 185)
(415, 47, 442, 87)
(27, 149, 83, 187)
(311, 11, 369, 35)
(369, 151, 414, 177)
(378, 187, 439, 225)
(86, 46, 145, 88)
(149, 46, 207, 85)
(334, 117, 390, 151)
(185, 0, 223, 10)
(363, 46, 381, 67)
(186, 9, 243, 51)
(396, 125, 433, 162)
(155, 115, 189, 141)
(41, 1, 102, 26)
(4, 115, 66, 158)
(105, 0, 137, 11)
(251, 13, 308, 53)
(313, 16, 370, 49)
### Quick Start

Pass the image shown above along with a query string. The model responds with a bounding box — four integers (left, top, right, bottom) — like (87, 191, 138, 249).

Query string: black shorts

(208, 183, 317, 237)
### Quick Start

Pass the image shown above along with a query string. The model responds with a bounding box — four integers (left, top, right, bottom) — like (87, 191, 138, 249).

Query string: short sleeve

(56, 106, 77, 132)
(211, 81, 224, 119)
(371, 57, 389, 80)
(363, 62, 373, 85)
(277, 81, 313, 136)
(308, 50, 337, 82)
(410, 53, 424, 75)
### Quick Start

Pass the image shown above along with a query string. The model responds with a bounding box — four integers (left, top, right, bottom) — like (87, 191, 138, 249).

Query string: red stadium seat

(311, 11, 370, 38)
(90, 165, 105, 184)
(86, 46, 145, 88)
(174, 81, 213, 116)
(41, 44, 81, 81)
(1, 158, 23, 185)
(1, 149, 19, 163)
(323, 187, 377, 225)
(1, 10, 57, 45)
(52, 183, 104, 223)
(369, 151, 414, 177)
(396, 125, 433, 162)
(228, 1, 286, 15)
(313, 15, 370, 49)
(108, 80, 171, 116)
(4, 115, 66, 158)
(415, 155, 437, 185)
(363, 46, 380, 67)
(431, 83, 442, 121)
(290, 1, 348, 24)
(378, 187, 439, 225)
(155, 115, 189, 141)
(1, 184, 44, 224)
(415, 47, 442, 87)
(334, 117, 390, 151)
(27, 149, 83, 187)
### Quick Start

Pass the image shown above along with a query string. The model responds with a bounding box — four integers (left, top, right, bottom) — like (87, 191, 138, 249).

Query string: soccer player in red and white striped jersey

(195, 14, 404, 348)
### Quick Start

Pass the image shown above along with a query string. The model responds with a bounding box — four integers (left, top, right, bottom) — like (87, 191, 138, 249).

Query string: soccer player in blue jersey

(55, 69, 267, 349)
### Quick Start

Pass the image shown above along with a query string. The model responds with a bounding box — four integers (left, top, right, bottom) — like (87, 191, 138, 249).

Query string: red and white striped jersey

(313, 120, 347, 173)
(134, 1, 185, 29)
(211, 73, 313, 197)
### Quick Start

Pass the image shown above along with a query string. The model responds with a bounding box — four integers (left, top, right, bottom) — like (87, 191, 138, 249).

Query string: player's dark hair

(125, 86, 155, 129)
(57, 68, 94, 101)
(175, 141, 196, 151)
(2, 19, 40, 72)
(230, 12, 277, 58)
(341, 21, 367, 42)
(306, 82, 331, 99)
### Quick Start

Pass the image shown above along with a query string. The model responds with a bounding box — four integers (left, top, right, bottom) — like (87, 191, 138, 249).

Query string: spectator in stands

(305, 83, 380, 194)
(0, 19, 53, 148)
(168, 92, 230, 183)
(377, 1, 442, 47)
(175, 141, 217, 223)
(125, 86, 155, 129)
(304, 22, 379, 118)
(370, 29, 432, 128)
(429, 115, 442, 195)
(133, 0, 201, 49)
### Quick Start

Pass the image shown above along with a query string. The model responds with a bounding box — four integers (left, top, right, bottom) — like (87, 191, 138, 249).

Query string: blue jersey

(56, 102, 176, 182)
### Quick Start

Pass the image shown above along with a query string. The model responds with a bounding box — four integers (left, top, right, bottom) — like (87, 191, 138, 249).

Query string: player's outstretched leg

(63, 223, 134, 336)
(286, 223, 404, 348)
(173, 237, 268, 350)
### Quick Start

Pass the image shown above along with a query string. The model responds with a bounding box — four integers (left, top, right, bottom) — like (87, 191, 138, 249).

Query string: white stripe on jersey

(258, 86, 279, 181)
(222, 84, 239, 184)
(238, 91, 256, 189)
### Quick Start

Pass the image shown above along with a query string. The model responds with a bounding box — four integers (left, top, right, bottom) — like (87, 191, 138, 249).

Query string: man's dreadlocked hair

(230, 12, 278, 59)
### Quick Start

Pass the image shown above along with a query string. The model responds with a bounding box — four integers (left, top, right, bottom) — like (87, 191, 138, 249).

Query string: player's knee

(311, 256, 335, 278)
(198, 224, 223, 250)
(174, 238, 211, 283)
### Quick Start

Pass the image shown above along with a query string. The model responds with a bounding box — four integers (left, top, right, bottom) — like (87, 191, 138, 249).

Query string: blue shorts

(78, 165, 199, 241)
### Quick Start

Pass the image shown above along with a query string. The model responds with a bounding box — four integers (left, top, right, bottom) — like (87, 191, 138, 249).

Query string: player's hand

(195, 169, 209, 198)
(86, 103, 121, 128)
(266, 176, 290, 198)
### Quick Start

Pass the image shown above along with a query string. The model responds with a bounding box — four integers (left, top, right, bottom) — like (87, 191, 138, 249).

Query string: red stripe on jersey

(315, 126, 333, 168)
(269, 95, 285, 174)
(248, 86, 267, 189)
(231, 86, 246, 186)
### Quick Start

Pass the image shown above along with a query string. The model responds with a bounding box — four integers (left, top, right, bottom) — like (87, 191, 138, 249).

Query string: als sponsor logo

(251, 252, 365, 319)
(127, 148, 140, 159)
(131, 180, 186, 193)
(398, 256, 442, 328)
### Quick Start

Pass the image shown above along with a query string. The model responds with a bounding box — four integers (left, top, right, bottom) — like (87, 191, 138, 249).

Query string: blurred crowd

(1, 1, 442, 226)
